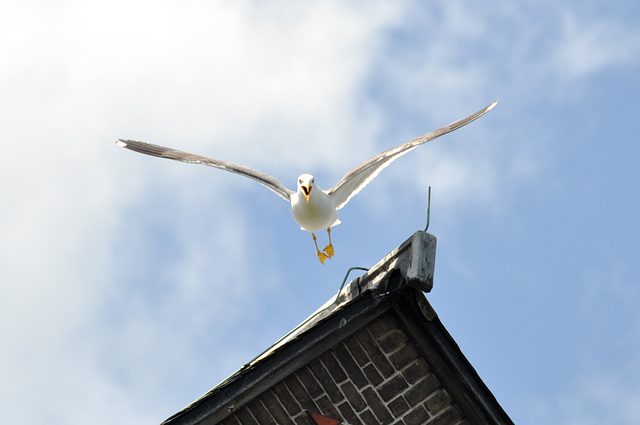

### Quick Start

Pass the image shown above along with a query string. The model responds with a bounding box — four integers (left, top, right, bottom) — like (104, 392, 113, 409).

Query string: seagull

(117, 100, 497, 264)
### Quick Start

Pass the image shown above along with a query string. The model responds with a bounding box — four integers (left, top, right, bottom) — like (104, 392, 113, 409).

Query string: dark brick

(377, 329, 409, 353)
(340, 381, 367, 412)
(247, 399, 276, 424)
(320, 350, 348, 384)
(404, 374, 440, 406)
(332, 343, 368, 388)
(296, 367, 324, 399)
(260, 390, 292, 423)
(343, 334, 370, 366)
(367, 317, 388, 339)
(362, 387, 393, 424)
(355, 329, 395, 378)
(293, 415, 311, 425)
(308, 360, 345, 404)
(363, 364, 384, 386)
(430, 406, 463, 425)
(284, 375, 316, 411)
(389, 344, 419, 370)
(358, 409, 378, 424)
(402, 359, 430, 385)
(377, 312, 398, 331)
(234, 407, 259, 425)
(337, 400, 361, 425)
(314, 395, 341, 418)
(293, 411, 316, 425)
(424, 389, 453, 416)
(402, 406, 430, 425)
(388, 396, 410, 416)
(272, 384, 301, 416)
(377, 374, 409, 402)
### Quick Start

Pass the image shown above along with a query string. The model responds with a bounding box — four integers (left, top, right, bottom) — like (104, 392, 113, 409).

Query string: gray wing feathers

(116, 139, 294, 202)
(327, 101, 498, 209)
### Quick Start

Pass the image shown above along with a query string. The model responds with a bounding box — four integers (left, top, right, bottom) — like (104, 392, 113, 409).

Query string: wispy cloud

(1, 1, 639, 424)
(551, 10, 640, 80)
(536, 360, 640, 425)
(0, 2, 407, 423)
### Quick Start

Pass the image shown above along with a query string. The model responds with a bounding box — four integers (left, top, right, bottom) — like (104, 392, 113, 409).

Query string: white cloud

(5, 1, 637, 424)
(0, 1, 409, 424)
(522, 260, 640, 425)
(533, 359, 640, 425)
(552, 11, 640, 79)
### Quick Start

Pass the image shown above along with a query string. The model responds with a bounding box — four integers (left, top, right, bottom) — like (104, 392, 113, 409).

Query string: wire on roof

(424, 186, 432, 232)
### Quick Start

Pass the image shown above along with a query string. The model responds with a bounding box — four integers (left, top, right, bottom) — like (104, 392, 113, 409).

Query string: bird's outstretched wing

(116, 139, 294, 201)
(327, 100, 498, 209)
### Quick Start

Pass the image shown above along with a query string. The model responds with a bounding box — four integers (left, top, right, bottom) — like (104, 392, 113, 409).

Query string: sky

(1, 1, 639, 424)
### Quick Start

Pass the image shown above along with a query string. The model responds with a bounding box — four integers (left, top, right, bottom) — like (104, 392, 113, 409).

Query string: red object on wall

(306, 410, 342, 425)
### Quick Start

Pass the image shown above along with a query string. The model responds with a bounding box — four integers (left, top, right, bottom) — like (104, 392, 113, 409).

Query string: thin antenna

(424, 186, 432, 232)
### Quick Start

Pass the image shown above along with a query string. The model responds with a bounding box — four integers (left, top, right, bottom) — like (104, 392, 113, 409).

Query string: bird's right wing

(116, 139, 294, 202)
(327, 101, 498, 209)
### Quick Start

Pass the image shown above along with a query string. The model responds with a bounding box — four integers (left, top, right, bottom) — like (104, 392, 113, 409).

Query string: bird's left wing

(327, 100, 498, 210)
(116, 139, 294, 201)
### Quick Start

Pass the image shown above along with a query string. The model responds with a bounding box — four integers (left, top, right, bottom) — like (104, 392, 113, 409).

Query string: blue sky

(1, 1, 639, 424)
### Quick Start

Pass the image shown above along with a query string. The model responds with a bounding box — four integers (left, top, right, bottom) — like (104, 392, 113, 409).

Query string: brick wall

(217, 311, 469, 425)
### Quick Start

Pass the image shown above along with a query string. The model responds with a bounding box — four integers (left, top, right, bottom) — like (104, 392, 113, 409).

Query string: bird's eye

(299, 179, 302, 184)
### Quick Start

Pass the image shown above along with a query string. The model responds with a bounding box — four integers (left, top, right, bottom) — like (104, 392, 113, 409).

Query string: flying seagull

(117, 100, 497, 264)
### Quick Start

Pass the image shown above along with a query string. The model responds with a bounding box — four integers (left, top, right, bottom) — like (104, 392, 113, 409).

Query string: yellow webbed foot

(322, 227, 335, 259)
(322, 243, 334, 258)
(312, 232, 329, 264)
(317, 251, 329, 264)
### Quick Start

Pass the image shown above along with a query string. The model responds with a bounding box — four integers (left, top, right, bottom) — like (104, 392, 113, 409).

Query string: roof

(162, 231, 514, 425)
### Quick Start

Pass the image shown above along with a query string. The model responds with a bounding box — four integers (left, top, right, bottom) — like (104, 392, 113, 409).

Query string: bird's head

(297, 174, 315, 202)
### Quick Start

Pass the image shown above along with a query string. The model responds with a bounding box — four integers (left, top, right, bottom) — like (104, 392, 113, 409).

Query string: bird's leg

(312, 233, 329, 264)
(322, 227, 334, 259)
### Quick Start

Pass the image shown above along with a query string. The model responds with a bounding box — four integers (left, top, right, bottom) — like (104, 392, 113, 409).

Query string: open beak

(301, 184, 311, 202)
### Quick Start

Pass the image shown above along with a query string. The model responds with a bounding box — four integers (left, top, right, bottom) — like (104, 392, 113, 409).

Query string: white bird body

(291, 174, 341, 232)
(117, 100, 497, 263)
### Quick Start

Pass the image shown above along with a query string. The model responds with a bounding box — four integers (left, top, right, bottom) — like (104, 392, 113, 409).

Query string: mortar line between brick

(357, 331, 394, 381)
(244, 403, 261, 425)
(366, 327, 398, 372)
(264, 388, 294, 423)
(346, 331, 374, 368)
(319, 351, 349, 385)
(337, 381, 368, 416)
(284, 374, 320, 413)
(280, 378, 305, 416)
(256, 396, 280, 424)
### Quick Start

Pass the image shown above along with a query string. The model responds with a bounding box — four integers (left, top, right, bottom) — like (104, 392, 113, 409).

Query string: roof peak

(250, 230, 436, 366)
